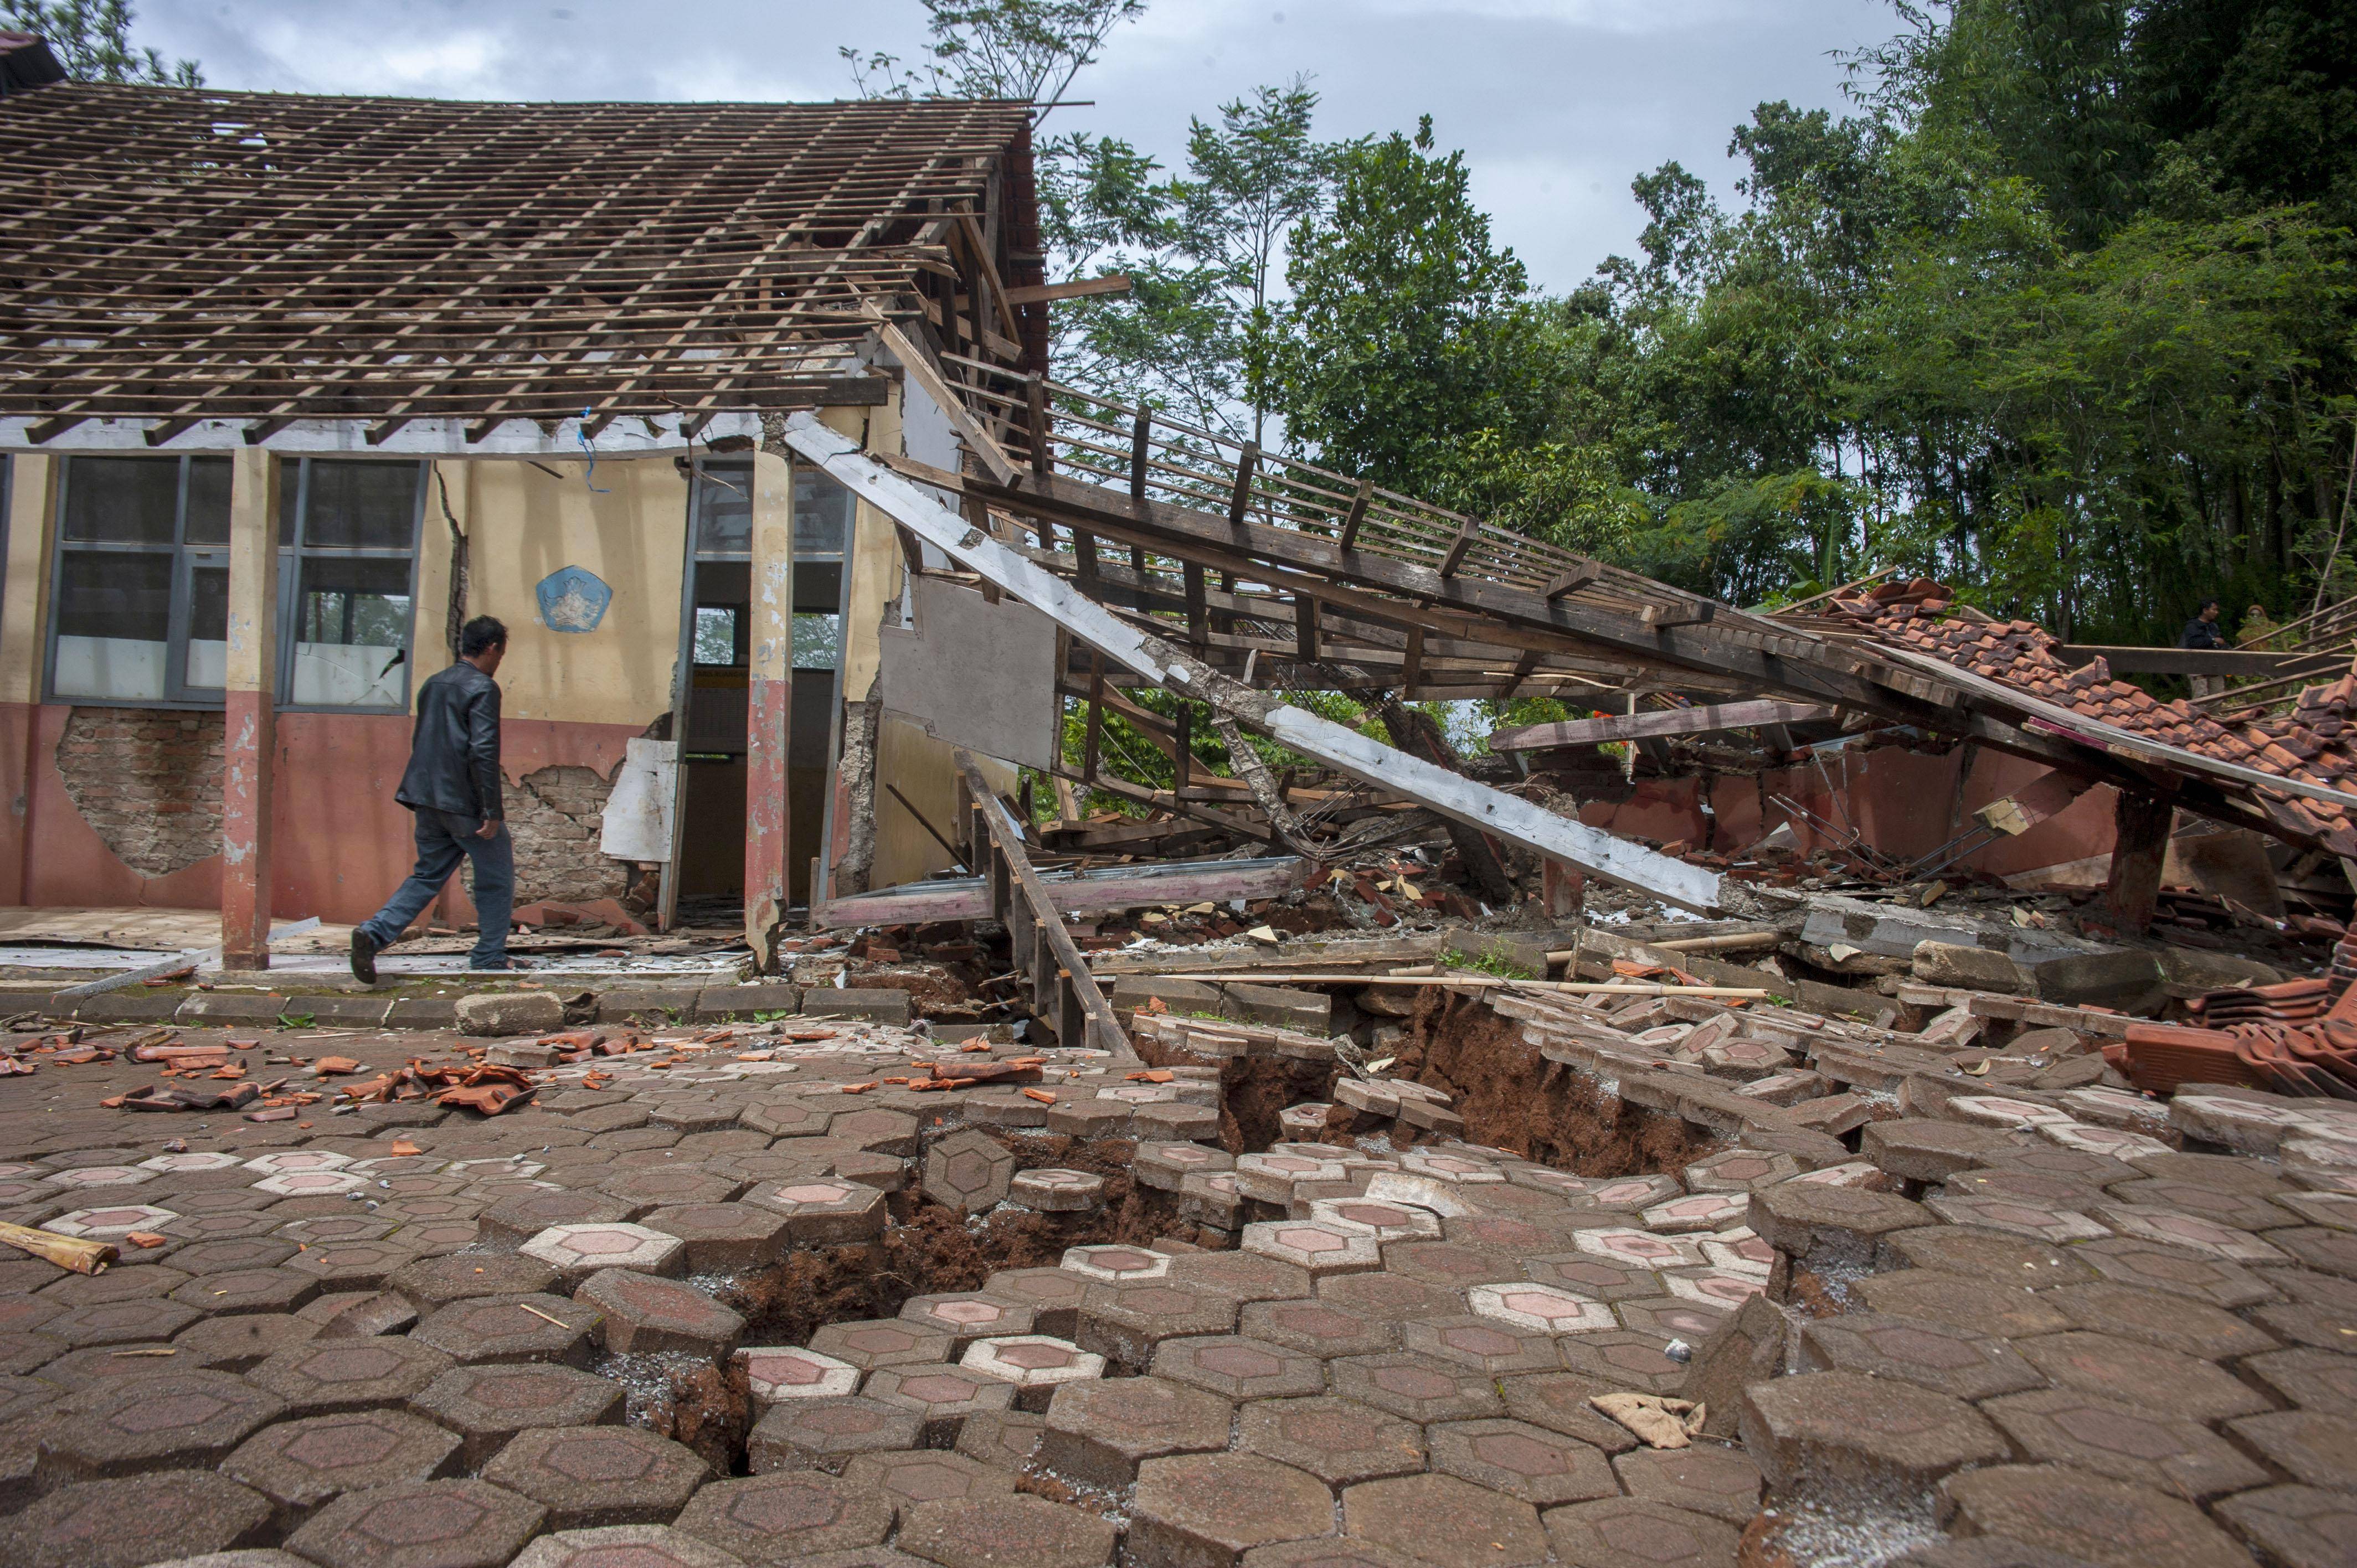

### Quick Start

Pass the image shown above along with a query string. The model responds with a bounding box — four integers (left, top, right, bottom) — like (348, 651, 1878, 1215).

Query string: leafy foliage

(1, 0, 199, 85)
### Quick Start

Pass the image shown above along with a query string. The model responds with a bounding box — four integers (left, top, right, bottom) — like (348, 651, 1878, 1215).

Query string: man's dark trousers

(356, 809, 513, 969)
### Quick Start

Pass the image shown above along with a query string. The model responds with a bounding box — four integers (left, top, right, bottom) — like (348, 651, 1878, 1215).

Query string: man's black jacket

(395, 662, 503, 821)
(2180, 617, 2227, 651)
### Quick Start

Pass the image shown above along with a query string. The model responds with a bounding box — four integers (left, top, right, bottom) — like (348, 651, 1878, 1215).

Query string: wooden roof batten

(0, 82, 1042, 447)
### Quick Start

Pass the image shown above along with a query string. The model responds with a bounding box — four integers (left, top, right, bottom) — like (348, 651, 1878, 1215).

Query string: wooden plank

(1439, 517, 1478, 578)
(1489, 700, 1838, 752)
(813, 852, 1309, 929)
(1338, 478, 1373, 551)
(1643, 602, 1717, 630)
(2053, 644, 2344, 677)
(1295, 598, 1320, 663)
(1228, 442, 1259, 530)
(1130, 410, 1151, 502)
(1544, 566, 1600, 600)
(1001, 274, 1133, 306)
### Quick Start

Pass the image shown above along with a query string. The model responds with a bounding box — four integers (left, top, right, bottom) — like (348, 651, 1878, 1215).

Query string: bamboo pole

(0, 1220, 116, 1274)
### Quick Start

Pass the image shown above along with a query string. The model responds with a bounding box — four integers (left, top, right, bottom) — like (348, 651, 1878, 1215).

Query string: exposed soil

(1388, 987, 1715, 1178)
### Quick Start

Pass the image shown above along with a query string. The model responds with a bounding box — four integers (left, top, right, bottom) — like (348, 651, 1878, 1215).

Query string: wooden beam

(1130, 410, 1150, 502)
(1489, 699, 1839, 752)
(1439, 517, 1479, 579)
(1295, 597, 1321, 663)
(1500, 648, 1542, 700)
(1338, 478, 1372, 551)
(1643, 602, 1717, 630)
(2104, 790, 2174, 934)
(1083, 652, 1104, 782)
(1228, 442, 1259, 530)
(1544, 565, 1600, 600)
(1001, 274, 1133, 306)
(1026, 373, 1050, 477)
(812, 849, 1305, 928)
(1403, 626, 1424, 691)
(1185, 561, 1208, 648)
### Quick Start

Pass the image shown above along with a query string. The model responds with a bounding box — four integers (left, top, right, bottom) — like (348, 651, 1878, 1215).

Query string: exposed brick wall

(506, 762, 631, 905)
(54, 709, 225, 877)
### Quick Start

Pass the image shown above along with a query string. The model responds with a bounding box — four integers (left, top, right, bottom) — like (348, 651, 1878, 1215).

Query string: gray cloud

(141, 0, 1893, 291)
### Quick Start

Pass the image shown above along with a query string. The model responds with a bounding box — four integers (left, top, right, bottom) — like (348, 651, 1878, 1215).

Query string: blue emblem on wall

(536, 566, 613, 633)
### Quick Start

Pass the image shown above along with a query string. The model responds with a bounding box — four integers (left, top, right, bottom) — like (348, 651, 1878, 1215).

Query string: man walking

(2180, 597, 2228, 698)
(351, 616, 519, 979)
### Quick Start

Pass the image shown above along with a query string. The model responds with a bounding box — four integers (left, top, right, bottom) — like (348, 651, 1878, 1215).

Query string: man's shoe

(349, 930, 381, 985)
(467, 957, 530, 972)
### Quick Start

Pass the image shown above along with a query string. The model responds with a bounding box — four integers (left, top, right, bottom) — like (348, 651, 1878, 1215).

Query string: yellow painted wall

(0, 456, 58, 706)
(411, 458, 688, 726)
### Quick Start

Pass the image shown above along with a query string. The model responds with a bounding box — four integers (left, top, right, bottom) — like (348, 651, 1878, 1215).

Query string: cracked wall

(506, 762, 632, 905)
(54, 708, 224, 878)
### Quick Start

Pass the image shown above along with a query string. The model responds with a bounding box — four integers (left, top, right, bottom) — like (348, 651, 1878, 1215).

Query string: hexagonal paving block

(595, 1167, 746, 1215)
(899, 1292, 1036, 1351)
(274, 1215, 398, 1247)
(253, 1170, 370, 1200)
(1405, 1316, 1563, 1375)
(1543, 1497, 1740, 1568)
(2042, 1280, 2279, 1360)
(2085, 1201, 2283, 1265)
(576, 1267, 743, 1359)
(1241, 1298, 1398, 1360)
(387, 1251, 561, 1312)
(896, 1492, 1116, 1568)
(8, 1468, 275, 1568)
(1330, 1352, 1505, 1423)
(478, 1189, 639, 1247)
(1075, 1280, 1239, 1370)
(42, 1164, 157, 1194)
(2214, 1485, 2357, 1568)
(1150, 1334, 1325, 1401)
(520, 1222, 685, 1287)
(244, 1151, 354, 1175)
(47, 1203, 179, 1240)
(481, 1423, 711, 1528)
(413, 1292, 602, 1366)
(1009, 1168, 1104, 1212)
(1468, 1282, 1614, 1337)
(676, 1471, 892, 1559)
(1850, 1270, 2071, 1341)
(830, 1106, 919, 1155)
(1877, 1224, 2097, 1287)
(973, 1267, 1090, 1335)
(2013, 1331, 2272, 1425)
(409, 1363, 625, 1468)
(922, 1129, 1017, 1215)
(173, 1311, 322, 1371)
(637, 1203, 790, 1273)
(1493, 1371, 1640, 1456)
(1059, 1244, 1171, 1283)
(742, 1178, 887, 1244)
(1425, 1418, 1612, 1508)
(1307, 1198, 1442, 1242)
(735, 1344, 863, 1406)
(172, 1237, 300, 1277)
(1982, 1388, 2268, 1500)
(1244, 1221, 1383, 1277)
(249, 1335, 456, 1417)
(222, 1407, 464, 1525)
(1131, 1450, 1335, 1568)
(1794, 1311, 2044, 1401)
(1661, 1267, 1764, 1314)
(2243, 1346, 2357, 1413)
(1235, 1395, 1424, 1490)
(1610, 1444, 1764, 1526)
(1922, 1193, 2113, 1246)
(960, 1335, 1105, 1408)
(169, 1266, 322, 1318)
(1937, 1463, 2259, 1568)
(2229, 1410, 2357, 1493)
(1681, 1149, 1801, 1195)
(1342, 1472, 1546, 1568)
(747, 1394, 923, 1473)
(838, 1447, 1013, 1523)
(1640, 1192, 1751, 1234)
(1572, 1227, 1707, 1271)
(741, 1098, 836, 1139)
(1038, 1373, 1231, 1487)
(1554, 1331, 1690, 1396)
(41, 1368, 286, 1482)
(507, 1524, 747, 1568)
(797, 1317, 947, 1373)
(1738, 1369, 2008, 1494)
(286, 1476, 548, 1568)
(1522, 1253, 1665, 1303)
(43, 1296, 202, 1347)
(862, 1363, 1017, 1446)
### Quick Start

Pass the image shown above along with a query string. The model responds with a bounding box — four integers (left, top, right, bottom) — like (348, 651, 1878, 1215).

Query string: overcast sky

(138, 0, 1895, 293)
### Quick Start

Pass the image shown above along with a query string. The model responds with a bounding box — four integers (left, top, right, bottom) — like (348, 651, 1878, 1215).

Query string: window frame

(273, 457, 426, 716)
(43, 453, 231, 708)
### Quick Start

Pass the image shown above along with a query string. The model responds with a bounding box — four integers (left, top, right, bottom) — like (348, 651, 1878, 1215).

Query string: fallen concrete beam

(783, 413, 1725, 913)
(812, 853, 1313, 929)
(1489, 700, 1839, 752)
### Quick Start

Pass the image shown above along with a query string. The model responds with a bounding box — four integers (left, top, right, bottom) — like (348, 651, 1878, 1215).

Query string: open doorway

(673, 459, 850, 912)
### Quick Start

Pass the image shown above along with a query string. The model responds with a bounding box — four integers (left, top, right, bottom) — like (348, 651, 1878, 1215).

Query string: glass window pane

(793, 611, 841, 670)
(695, 463, 752, 556)
(291, 555, 411, 707)
(694, 606, 740, 666)
(794, 472, 852, 556)
(302, 461, 419, 549)
(52, 549, 170, 699)
(183, 458, 231, 546)
(61, 457, 178, 544)
(183, 563, 228, 690)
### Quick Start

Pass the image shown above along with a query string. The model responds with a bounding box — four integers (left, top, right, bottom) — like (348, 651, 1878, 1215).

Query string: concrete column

(222, 450, 280, 971)
(744, 448, 794, 970)
(2, 456, 60, 904)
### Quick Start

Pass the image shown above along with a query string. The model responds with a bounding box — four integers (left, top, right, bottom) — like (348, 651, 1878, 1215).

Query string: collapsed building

(1, 48, 2354, 1568)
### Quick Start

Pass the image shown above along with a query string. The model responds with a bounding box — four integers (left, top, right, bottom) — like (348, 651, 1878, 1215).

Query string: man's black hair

(2197, 597, 2220, 612)
(460, 616, 509, 658)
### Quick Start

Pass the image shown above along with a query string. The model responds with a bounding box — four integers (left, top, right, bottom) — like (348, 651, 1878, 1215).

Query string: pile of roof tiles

(1828, 579, 2357, 858)
(2119, 976, 2357, 1099)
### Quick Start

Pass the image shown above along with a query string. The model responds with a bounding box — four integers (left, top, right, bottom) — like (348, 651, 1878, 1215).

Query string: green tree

(1, 0, 199, 85)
